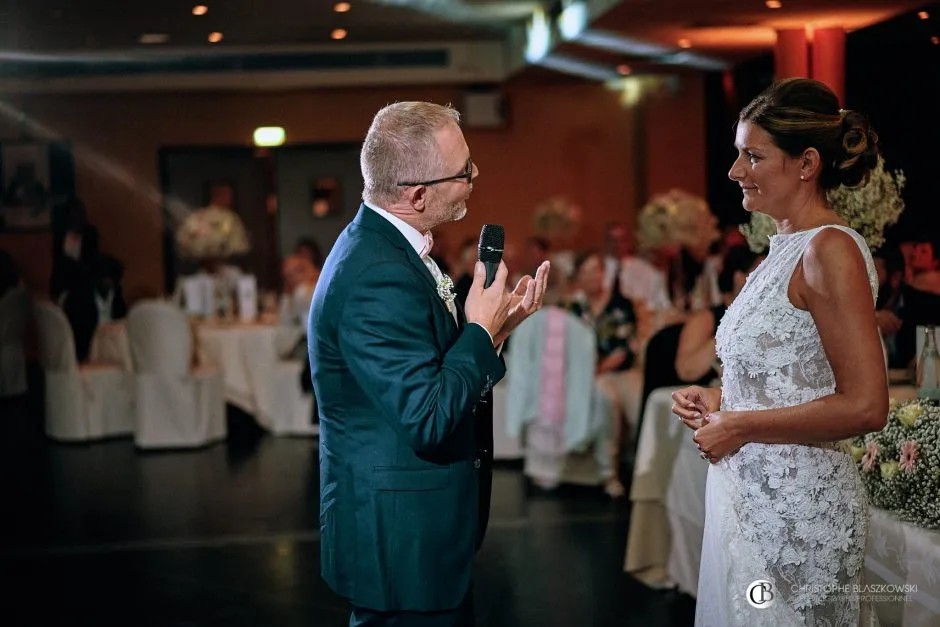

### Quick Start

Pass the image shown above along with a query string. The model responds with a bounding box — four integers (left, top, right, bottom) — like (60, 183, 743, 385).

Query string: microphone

(478, 224, 504, 289)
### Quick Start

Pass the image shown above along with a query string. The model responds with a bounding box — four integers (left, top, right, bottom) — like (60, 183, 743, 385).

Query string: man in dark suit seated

(309, 102, 550, 627)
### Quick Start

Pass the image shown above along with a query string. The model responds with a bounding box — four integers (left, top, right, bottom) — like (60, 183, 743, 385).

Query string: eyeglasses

(397, 158, 473, 187)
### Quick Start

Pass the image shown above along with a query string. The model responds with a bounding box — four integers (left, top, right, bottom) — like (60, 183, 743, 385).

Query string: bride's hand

(671, 386, 720, 430)
(692, 411, 744, 463)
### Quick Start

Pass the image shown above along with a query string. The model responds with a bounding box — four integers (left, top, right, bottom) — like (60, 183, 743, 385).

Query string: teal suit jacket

(309, 205, 505, 612)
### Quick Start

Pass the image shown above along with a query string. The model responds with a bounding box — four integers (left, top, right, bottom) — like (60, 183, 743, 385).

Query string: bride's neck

(773, 196, 839, 235)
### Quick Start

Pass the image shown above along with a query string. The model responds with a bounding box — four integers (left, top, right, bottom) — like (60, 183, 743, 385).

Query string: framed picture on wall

(0, 141, 74, 233)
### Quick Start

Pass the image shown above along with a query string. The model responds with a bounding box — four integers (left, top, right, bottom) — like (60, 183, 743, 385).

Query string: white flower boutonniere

(437, 275, 456, 307)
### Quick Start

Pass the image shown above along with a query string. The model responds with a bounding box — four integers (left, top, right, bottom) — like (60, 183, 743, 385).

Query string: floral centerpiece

(533, 196, 581, 240)
(636, 189, 718, 252)
(849, 398, 940, 530)
(175, 205, 251, 261)
(740, 155, 906, 253)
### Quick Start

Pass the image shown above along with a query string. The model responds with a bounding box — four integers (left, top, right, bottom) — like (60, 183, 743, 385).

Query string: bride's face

(728, 121, 802, 216)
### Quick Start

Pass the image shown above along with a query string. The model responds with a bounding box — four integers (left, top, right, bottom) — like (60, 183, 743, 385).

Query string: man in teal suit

(309, 102, 550, 627)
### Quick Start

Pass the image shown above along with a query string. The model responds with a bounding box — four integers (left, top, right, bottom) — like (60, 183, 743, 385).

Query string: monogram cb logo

(746, 580, 776, 609)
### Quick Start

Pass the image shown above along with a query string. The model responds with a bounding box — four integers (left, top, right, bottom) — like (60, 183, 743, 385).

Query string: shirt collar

(363, 201, 427, 258)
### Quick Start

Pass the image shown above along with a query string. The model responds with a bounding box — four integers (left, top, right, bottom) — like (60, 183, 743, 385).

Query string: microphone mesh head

(478, 224, 504, 263)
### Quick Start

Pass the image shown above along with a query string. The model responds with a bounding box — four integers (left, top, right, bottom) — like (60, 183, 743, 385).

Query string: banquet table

(625, 383, 926, 606)
(195, 321, 305, 427)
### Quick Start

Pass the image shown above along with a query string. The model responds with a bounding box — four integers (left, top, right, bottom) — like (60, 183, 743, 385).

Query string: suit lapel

(353, 204, 456, 328)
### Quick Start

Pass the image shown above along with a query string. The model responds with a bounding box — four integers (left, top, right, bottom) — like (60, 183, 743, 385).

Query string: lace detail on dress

(701, 225, 880, 627)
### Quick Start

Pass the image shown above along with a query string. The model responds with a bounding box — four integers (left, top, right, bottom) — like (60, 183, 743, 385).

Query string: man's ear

(410, 186, 428, 213)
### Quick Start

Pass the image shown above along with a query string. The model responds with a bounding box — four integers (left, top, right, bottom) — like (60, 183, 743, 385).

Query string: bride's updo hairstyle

(739, 78, 879, 190)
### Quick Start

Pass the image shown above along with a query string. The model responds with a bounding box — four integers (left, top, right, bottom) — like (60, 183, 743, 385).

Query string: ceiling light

(334, 2, 351, 12)
(766, 0, 782, 8)
(254, 127, 286, 147)
(139, 33, 170, 44)
(617, 64, 632, 75)
(677, 38, 692, 49)
(919, 12, 929, 20)
(193, 4, 208, 16)
(331, 28, 347, 40)
(208, 31, 223, 43)
(559, 1, 588, 41)
(525, 7, 552, 62)
(932, 36, 940, 45)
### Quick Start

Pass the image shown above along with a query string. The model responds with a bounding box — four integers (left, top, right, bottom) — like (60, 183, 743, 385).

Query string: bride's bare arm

(729, 229, 888, 445)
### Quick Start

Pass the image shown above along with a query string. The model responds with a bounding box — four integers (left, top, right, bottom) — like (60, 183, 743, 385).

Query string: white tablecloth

(196, 322, 304, 426)
(627, 383, 934, 622)
(624, 386, 683, 585)
(866, 508, 940, 626)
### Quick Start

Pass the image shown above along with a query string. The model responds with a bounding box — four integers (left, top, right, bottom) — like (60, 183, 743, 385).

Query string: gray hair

(360, 102, 461, 207)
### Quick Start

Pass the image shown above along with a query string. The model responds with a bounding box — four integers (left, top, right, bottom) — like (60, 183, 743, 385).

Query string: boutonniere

(437, 275, 456, 307)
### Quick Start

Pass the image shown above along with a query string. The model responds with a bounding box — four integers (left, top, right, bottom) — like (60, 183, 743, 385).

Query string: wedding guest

(50, 196, 99, 301)
(61, 254, 127, 363)
(294, 238, 324, 270)
(568, 250, 642, 497)
(604, 221, 670, 311)
(635, 244, 761, 440)
(895, 236, 940, 367)
(454, 237, 477, 308)
(872, 243, 905, 363)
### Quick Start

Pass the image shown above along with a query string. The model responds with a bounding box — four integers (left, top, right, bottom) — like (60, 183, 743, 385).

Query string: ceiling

(0, 0, 529, 51)
(593, 0, 931, 60)
(0, 0, 933, 89)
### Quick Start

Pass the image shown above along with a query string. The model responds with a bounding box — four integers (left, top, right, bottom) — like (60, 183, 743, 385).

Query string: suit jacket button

(474, 458, 481, 469)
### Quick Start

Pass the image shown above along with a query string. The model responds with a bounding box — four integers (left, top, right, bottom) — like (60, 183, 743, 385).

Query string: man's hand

(464, 261, 512, 342)
(492, 261, 550, 346)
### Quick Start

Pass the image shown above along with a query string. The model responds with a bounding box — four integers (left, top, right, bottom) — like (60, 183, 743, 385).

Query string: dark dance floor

(0, 388, 695, 627)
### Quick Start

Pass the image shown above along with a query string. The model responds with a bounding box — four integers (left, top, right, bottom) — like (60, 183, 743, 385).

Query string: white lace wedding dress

(698, 225, 880, 627)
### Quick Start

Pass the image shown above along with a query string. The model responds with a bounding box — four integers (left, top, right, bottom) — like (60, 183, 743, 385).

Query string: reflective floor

(0, 390, 695, 627)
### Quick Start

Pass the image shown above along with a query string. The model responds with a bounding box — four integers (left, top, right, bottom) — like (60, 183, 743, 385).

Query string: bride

(672, 78, 887, 626)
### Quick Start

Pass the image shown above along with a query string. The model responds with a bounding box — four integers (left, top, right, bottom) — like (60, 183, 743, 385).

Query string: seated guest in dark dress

(890, 236, 940, 368)
(635, 244, 761, 438)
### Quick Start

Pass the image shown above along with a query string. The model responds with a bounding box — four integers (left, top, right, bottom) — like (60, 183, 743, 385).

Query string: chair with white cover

(0, 285, 30, 398)
(33, 301, 134, 441)
(241, 328, 315, 436)
(505, 307, 613, 489)
(126, 301, 226, 449)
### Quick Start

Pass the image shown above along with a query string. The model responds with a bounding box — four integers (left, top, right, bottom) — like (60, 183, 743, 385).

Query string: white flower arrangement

(828, 156, 906, 250)
(533, 196, 582, 239)
(175, 205, 251, 260)
(849, 398, 940, 530)
(636, 188, 719, 252)
(740, 155, 906, 253)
